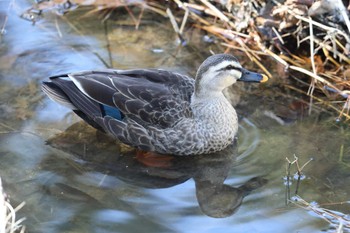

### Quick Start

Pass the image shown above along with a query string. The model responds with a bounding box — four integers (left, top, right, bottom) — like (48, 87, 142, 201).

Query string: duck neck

(190, 91, 236, 121)
(193, 88, 225, 100)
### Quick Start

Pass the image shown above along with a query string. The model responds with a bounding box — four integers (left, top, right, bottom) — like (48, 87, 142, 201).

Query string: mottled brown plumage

(42, 54, 267, 155)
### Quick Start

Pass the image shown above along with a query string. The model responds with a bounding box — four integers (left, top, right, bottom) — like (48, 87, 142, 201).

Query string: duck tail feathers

(42, 77, 106, 132)
(42, 81, 77, 110)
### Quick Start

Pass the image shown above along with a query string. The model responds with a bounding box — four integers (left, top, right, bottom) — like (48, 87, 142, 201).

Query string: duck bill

(239, 68, 268, 83)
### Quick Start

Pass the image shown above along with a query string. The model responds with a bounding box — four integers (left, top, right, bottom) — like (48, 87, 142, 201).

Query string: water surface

(1, 1, 350, 232)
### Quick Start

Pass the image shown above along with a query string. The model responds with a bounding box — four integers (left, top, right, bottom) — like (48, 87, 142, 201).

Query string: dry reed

(0, 178, 26, 233)
(23, 0, 350, 120)
(285, 156, 350, 233)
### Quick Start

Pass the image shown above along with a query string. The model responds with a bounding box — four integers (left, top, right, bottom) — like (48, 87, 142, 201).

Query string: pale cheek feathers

(218, 75, 236, 87)
(203, 73, 238, 90)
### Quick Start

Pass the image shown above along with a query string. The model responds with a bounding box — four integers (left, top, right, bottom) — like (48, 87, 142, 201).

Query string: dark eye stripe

(218, 65, 241, 72)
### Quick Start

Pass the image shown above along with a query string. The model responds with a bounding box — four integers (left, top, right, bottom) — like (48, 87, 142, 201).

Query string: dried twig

(285, 155, 349, 232)
(290, 196, 350, 232)
(23, 0, 350, 120)
(0, 178, 26, 233)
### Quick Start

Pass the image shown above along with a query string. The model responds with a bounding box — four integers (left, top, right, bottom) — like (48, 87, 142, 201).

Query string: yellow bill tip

(261, 74, 269, 83)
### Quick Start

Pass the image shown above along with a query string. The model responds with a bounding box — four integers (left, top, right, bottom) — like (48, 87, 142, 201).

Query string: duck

(42, 53, 268, 156)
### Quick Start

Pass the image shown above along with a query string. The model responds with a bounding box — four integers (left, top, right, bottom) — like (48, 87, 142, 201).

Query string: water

(1, 1, 350, 232)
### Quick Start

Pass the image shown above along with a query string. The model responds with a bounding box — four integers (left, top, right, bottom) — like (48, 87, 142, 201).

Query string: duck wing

(66, 69, 194, 128)
(43, 69, 195, 152)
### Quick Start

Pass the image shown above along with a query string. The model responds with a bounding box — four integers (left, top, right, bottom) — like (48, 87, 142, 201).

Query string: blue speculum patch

(101, 104, 123, 120)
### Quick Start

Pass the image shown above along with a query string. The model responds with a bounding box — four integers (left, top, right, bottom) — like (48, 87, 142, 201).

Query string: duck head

(194, 54, 268, 97)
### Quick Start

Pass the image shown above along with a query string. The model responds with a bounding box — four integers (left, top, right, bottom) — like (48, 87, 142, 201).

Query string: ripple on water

(237, 118, 261, 161)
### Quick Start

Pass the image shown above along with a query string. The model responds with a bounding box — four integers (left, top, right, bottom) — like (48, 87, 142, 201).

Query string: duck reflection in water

(45, 121, 267, 218)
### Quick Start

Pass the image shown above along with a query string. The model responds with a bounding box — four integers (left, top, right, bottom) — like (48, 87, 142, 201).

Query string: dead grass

(0, 178, 26, 233)
(285, 155, 350, 233)
(23, 0, 350, 121)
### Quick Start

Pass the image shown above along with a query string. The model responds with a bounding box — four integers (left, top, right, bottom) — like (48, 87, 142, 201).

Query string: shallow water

(1, 1, 350, 233)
